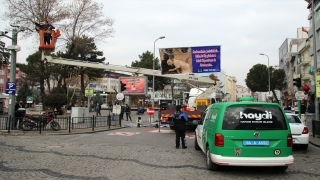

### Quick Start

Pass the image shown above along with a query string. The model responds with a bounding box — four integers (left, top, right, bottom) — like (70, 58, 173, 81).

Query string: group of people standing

(119, 104, 132, 121)
(284, 101, 315, 114)
(93, 103, 132, 120)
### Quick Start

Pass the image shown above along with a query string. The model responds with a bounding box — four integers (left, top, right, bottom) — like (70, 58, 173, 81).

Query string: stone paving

(0, 111, 320, 179)
(0, 127, 320, 180)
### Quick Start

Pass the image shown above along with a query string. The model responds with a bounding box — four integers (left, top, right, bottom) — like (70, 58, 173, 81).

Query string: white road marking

(107, 132, 141, 136)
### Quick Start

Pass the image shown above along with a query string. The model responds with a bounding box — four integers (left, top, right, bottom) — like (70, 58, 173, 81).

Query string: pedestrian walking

(14, 100, 25, 129)
(307, 102, 315, 113)
(111, 103, 116, 121)
(301, 103, 306, 114)
(172, 105, 188, 149)
(120, 104, 125, 120)
(125, 104, 132, 121)
(96, 103, 101, 116)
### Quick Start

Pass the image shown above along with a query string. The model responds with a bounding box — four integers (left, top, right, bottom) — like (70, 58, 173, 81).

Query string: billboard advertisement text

(159, 45, 221, 74)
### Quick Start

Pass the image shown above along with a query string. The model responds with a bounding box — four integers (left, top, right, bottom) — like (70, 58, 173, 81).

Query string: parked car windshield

(222, 106, 288, 130)
(286, 114, 302, 124)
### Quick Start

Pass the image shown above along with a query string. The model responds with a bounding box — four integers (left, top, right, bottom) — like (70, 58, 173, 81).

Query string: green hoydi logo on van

(212, 114, 217, 120)
(240, 111, 272, 120)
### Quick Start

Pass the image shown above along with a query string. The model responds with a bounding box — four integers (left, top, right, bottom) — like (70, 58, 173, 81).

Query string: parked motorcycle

(20, 113, 61, 131)
(136, 107, 145, 115)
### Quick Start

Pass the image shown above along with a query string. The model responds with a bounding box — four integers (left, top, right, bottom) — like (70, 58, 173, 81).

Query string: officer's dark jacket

(172, 111, 188, 130)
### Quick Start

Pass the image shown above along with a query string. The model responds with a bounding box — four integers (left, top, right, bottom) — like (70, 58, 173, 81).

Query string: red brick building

(0, 63, 24, 108)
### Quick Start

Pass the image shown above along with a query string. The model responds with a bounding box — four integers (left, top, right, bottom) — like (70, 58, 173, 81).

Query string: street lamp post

(260, 53, 270, 96)
(152, 36, 165, 109)
(1, 25, 28, 130)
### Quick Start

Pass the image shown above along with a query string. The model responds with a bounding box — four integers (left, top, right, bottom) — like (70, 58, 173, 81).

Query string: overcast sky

(0, 0, 310, 87)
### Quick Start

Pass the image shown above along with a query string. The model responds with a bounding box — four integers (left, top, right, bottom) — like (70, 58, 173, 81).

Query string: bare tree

(2, 0, 115, 108)
(59, 0, 114, 44)
(2, 0, 69, 35)
(2, 0, 114, 44)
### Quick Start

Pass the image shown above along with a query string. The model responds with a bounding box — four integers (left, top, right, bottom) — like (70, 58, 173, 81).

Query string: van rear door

(218, 105, 291, 157)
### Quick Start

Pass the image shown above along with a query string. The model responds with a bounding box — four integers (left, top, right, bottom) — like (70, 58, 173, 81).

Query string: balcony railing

(298, 56, 312, 66)
(301, 72, 313, 80)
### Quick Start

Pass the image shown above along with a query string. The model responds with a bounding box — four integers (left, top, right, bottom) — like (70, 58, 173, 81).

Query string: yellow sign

(85, 88, 94, 97)
(316, 72, 320, 98)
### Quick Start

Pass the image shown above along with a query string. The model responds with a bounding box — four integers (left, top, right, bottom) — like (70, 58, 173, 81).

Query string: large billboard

(119, 76, 147, 95)
(159, 45, 221, 74)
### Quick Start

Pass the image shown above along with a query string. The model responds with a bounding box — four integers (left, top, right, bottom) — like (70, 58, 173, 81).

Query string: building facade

(306, 0, 320, 94)
(0, 63, 24, 94)
(225, 75, 237, 102)
(279, 27, 310, 103)
(87, 72, 131, 93)
(212, 70, 227, 99)
(235, 85, 251, 100)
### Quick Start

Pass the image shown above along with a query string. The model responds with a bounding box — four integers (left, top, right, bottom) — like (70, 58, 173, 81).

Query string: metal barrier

(312, 120, 320, 137)
(111, 113, 121, 127)
(0, 117, 8, 130)
(95, 116, 109, 128)
(71, 117, 93, 129)
(1, 113, 122, 134)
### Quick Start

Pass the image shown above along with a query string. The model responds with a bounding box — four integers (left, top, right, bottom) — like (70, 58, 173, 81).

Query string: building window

(0, 70, 4, 75)
(0, 87, 3, 93)
(0, 78, 4, 84)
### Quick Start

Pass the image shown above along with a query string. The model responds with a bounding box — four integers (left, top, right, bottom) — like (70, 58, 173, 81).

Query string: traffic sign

(85, 88, 94, 97)
(26, 96, 33, 103)
(147, 107, 155, 116)
(112, 105, 121, 115)
(116, 93, 124, 100)
(5, 82, 16, 94)
(295, 91, 305, 100)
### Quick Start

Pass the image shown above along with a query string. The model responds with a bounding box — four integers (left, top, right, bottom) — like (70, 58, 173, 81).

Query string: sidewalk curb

(0, 127, 127, 136)
(1, 132, 25, 136)
(309, 141, 320, 148)
(45, 127, 127, 136)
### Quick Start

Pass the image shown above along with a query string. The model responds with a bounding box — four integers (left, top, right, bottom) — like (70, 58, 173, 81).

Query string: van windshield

(222, 107, 288, 130)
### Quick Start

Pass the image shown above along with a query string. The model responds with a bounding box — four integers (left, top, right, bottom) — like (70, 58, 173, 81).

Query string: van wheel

(300, 144, 308, 150)
(194, 133, 201, 150)
(273, 166, 288, 171)
(206, 146, 218, 170)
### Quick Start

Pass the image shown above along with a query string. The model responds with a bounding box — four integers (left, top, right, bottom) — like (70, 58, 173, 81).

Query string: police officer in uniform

(172, 105, 188, 149)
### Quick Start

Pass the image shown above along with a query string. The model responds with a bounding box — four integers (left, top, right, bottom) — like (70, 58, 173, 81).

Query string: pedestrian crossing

(108, 131, 195, 139)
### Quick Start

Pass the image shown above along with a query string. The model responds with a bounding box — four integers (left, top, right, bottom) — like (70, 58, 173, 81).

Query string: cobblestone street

(0, 127, 320, 180)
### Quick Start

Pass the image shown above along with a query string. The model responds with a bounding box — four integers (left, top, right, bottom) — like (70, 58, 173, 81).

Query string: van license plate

(243, 140, 270, 146)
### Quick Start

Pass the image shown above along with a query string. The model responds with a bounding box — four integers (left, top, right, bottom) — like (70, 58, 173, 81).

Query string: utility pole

(8, 28, 17, 129)
(1, 25, 31, 129)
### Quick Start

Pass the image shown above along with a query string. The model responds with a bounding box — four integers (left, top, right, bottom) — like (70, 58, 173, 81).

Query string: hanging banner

(159, 45, 221, 74)
(316, 72, 320, 98)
